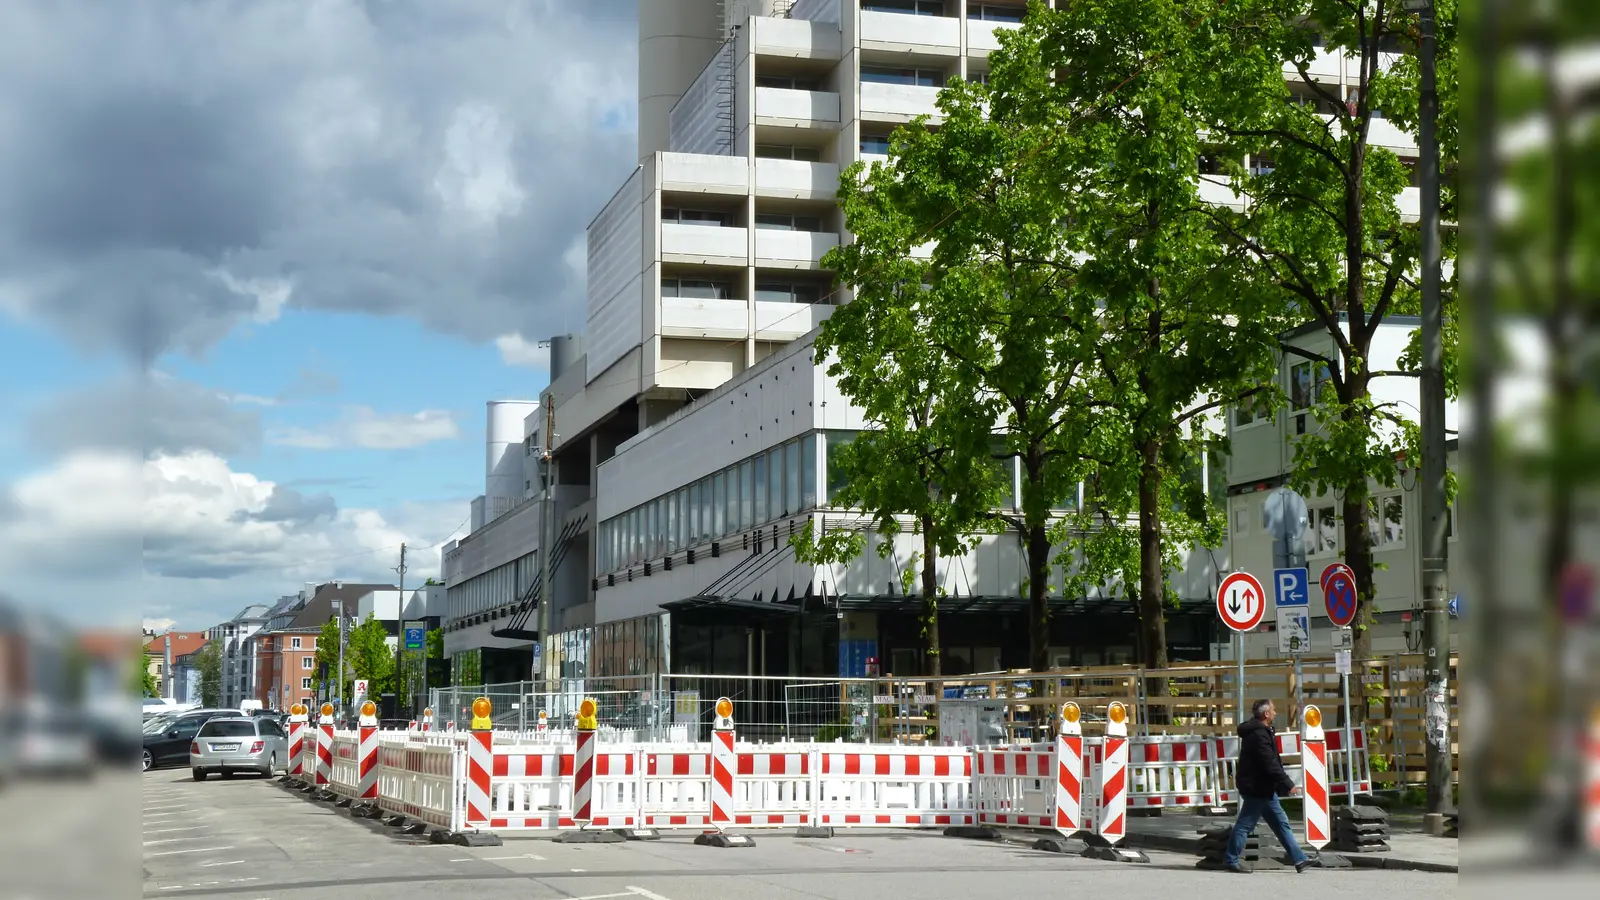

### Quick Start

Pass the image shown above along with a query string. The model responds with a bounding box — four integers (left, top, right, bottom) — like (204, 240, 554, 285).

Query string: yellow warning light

(291, 703, 304, 717)
(1061, 702, 1082, 724)
(423, 707, 433, 717)
(320, 702, 334, 718)
(1107, 702, 1128, 725)
(1303, 705, 1322, 729)
(470, 696, 493, 731)
(360, 700, 377, 719)
(576, 697, 599, 731)
(715, 697, 734, 720)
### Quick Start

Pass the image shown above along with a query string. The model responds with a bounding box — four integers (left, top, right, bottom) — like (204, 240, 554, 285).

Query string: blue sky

(0, 0, 640, 631)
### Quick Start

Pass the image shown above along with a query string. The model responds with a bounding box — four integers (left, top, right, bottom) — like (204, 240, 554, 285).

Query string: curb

(1122, 831, 1458, 874)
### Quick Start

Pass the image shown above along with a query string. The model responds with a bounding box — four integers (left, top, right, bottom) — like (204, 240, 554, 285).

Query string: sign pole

(1236, 631, 1245, 724)
(1342, 669, 1355, 807)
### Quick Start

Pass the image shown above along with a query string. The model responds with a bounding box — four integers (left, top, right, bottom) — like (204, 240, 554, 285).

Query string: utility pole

(394, 543, 407, 718)
(336, 598, 348, 714)
(1406, 0, 1453, 826)
(537, 401, 555, 694)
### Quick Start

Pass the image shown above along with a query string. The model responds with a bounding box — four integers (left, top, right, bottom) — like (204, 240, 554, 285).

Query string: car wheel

(192, 768, 206, 781)
(142, 750, 153, 772)
(261, 753, 276, 777)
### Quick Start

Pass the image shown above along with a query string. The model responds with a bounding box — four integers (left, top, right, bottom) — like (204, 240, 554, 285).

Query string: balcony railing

(755, 87, 841, 124)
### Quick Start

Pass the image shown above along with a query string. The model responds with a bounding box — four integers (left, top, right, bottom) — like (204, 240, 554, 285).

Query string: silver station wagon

(188, 716, 287, 780)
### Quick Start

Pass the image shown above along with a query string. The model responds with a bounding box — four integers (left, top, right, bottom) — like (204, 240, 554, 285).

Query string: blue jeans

(1225, 795, 1309, 867)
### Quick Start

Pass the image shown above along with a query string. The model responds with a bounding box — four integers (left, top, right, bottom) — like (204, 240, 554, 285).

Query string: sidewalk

(1123, 811, 1459, 873)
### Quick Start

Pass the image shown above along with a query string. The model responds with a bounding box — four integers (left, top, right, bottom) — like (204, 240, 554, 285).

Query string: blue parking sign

(1273, 567, 1310, 607)
(404, 621, 425, 649)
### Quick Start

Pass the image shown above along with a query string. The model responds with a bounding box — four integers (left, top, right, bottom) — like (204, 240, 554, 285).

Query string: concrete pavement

(140, 770, 1457, 899)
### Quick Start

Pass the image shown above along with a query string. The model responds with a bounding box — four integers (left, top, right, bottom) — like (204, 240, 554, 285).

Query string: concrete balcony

(754, 301, 831, 341)
(860, 81, 942, 122)
(1367, 117, 1417, 153)
(1197, 175, 1246, 211)
(754, 228, 839, 269)
(967, 18, 1022, 56)
(755, 158, 840, 200)
(660, 223, 748, 264)
(752, 16, 842, 60)
(659, 152, 747, 195)
(1398, 186, 1421, 222)
(660, 297, 749, 339)
(860, 10, 960, 55)
(755, 87, 841, 127)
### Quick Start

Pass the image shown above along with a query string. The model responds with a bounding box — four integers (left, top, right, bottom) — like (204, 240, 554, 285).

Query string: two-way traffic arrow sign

(1218, 571, 1267, 633)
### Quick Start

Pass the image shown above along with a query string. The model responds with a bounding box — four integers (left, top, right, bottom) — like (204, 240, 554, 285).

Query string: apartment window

(739, 460, 754, 531)
(677, 487, 690, 548)
(1248, 155, 1276, 177)
(801, 436, 818, 509)
(860, 134, 892, 155)
(860, 66, 945, 88)
(966, 70, 991, 86)
(725, 465, 742, 534)
(825, 431, 854, 502)
(661, 207, 731, 227)
(302, 656, 313, 670)
(713, 470, 727, 537)
(864, 0, 945, 14)
(1367, 494, 1405, 548)
(1307, 505, 1339, 556)
(662, 278, 734, 300)
(291, 638, 301, 649)
(688, 481, 703, 543)
(1288, 82, 1342, 117)
(769, 446, 785, 516)
(756, 74, 821, 91)
(968, 3, 1024, 22)
(1289, 360, 1333, 410)
(753, 454, 769, 522)
(785, 440, 802, 517)
(1234, 394, 1272, 429)
(755, 212, 823, 232)
(756, 281, 825, 304)
(756, 144, 822, 161)
(666, 491, 679, 553)
(302, 677, 313, 690)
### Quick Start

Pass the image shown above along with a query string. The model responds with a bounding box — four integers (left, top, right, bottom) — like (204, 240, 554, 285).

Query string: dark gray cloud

(0, 0, 639, 365)
(27, 374, 262, 458)
(230, 485, 338, 526)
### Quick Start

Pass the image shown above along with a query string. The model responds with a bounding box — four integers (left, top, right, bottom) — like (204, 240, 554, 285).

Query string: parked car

(15, 709, 95, 778)
(142, 708, 242, 771)
(189, 716, 288, 780)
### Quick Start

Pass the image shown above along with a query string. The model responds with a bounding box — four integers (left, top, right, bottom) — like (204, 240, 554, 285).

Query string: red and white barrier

(373, 741, 463, 832)
(573, 698, 599, 826)
(464, 699, 494, 831)
(1301, 705, 1330, 849)
(316, 703, 334, 787)
(1096, 702, 1130, 844)
(287, 704, 307, 778)
(710, 697, 736, 829)
(815, 746, 972, 827)
(358, 702, 379, 800)
(421, 708, 433, 733)
(1055, 703, 1085, 834)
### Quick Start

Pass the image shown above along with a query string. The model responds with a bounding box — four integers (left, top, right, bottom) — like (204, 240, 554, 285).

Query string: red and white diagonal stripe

(1055, 734, 1083, 834)
(1302, 737, 1330, 849)
(464, 730, 493, 828)
(1097, 736, 1128, 843)
(357, 725, 379, 799)
(316, 723, 333, 786)
(1586, 714, 1599, 851)
(710, 729, 735, 827)
(288, 720, 304, 776)
(573, 730, 596, 824)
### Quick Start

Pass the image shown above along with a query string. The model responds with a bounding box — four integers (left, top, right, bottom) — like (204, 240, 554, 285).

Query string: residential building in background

(143, 631, 206, 700)
(249, 581, 394, 710)
(211, 604, 270, 709)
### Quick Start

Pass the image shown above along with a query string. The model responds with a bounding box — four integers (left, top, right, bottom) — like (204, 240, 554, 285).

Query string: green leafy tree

(347, 615, 396, 697)
(134, 655, 158, 698)
(314, 618, 342, 698)
(793, 275, 1002, 677)
(827, 31, 1117, 670)
(1213, 0, 1459, 671)
(1013, 0, 1290, 679)
(193, 640, 222, 708)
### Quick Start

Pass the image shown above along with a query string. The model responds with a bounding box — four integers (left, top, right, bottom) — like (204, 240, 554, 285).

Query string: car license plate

(212, 743, 239, 752)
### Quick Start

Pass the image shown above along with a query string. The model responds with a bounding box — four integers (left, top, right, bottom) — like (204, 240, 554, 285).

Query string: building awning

(661, 595, 801, 618)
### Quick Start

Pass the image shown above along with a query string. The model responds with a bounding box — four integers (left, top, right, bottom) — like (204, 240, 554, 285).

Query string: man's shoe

(1225, 863, 1251, 874)
(1295, 859, 1315, 873)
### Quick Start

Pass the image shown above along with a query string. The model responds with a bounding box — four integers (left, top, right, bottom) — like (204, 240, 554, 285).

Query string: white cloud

(213, 270, 294, 324)
(268, 406, 460, 450)
(0, 448, 466, 629)
(495, 333, 549, 369)
(434, 103, 526, 227)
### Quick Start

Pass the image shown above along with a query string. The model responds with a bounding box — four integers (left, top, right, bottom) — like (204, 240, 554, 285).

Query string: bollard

(358, 700, 379, 801)
(1302, 705, 1331, 850)
(316, 703, 335, 788)
(287, 703, 307, 778)
(1055, 702, 1085, 836)
(1096, 702, 1129, 845)
(554, 699, 623, 843)
(693, 697, 752, 847)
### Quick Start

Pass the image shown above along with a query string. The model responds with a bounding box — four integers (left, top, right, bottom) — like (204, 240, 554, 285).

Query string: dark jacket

(1235, 718, 1296, 799)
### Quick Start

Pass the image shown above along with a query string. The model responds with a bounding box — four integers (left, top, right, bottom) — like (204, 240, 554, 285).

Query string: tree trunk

(1137, 436, 1170, 723)
(1027, 523, 1052, 671)
(1339, 355, 1374, 729)
(920, 516, 941, 678)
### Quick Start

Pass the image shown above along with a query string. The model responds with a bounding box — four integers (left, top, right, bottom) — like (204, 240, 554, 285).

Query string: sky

(0, 0, 640, 632)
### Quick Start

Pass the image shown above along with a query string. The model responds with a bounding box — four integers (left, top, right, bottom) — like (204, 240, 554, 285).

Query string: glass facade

(597, 434, 822, 574)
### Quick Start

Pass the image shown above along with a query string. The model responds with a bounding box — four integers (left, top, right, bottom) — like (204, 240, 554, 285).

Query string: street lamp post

(1403, 0, 1453, 826)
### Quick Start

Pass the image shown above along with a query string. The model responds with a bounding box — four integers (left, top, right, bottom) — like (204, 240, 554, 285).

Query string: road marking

(565, 893, 639, 900)
(144, 838, 208, 846)
(199, 861, 248, 868)
(145, 847, 235, 857)
(144, 826, 205, 834)
(628, 888, 675, 900)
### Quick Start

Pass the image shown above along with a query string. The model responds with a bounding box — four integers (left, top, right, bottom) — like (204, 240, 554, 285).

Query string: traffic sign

(1274, 567, 1310, 607)
(354, 679, 369, 697)
(1319, 562, 1353, 593)
(1323, 571, 1358, 628)
(1330, 628, 1353, 651)
(1447, 593, 1460, 618)
(404, 620, 425, 650)
(1277, 606, 1310, 655)
(1217, 571, 1267, 633)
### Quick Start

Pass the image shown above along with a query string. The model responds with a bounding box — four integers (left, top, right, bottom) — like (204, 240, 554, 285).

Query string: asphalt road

(135, 770, 1458, 900)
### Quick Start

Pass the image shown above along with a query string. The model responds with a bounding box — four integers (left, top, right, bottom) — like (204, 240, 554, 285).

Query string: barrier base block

(613, 828, 661, 841)
(400, 822, 430, 836)
(795, 826, 833, 839)
(335, 797, 353, 808)
(382, 815, 408, 828)
(944, 825, 1001, 841)
(694, 832, 755, 848)
(429, 830, 453, 845)
(1305, 852, 1352, 868)
(453, 831, 504, 847)
(1082, 845, 1150, 863)
(1032, 837, 1087, 855)
(1198, 806, 1233, 817)
(554, 829, 625, 844)
(350, 803, 381, 819)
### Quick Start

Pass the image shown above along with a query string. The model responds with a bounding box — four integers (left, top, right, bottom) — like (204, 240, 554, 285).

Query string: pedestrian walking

(1224, 699, 1313, 873)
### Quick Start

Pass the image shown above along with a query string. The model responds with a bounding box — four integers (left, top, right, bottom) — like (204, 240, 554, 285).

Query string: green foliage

(193, 640, 223, 709)
(426, 628, 444, 659)
(314, 614, 397, 702)
(135, 656, 158, 698)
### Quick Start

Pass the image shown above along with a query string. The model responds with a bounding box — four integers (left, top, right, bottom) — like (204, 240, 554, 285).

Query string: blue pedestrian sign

(403, 620, 425, 650)
(1273, 567, 1310, 607)
(1448, 593, 1461, 618)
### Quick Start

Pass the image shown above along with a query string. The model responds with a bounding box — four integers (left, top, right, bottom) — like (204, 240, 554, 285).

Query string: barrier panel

(817, 745, 973, 827)
(328, 735, 361, 799)
(374, 741, 464, 833)
(973, 743, 1056, 829)
(1124, 735, 1220, 809)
